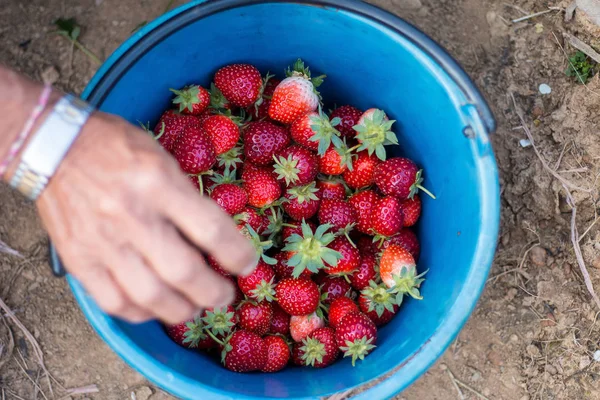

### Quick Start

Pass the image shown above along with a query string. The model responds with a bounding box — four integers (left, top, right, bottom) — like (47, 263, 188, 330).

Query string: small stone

(470, 369, 482, 381)
(545, 364, 557, 375)
(520, 396, 530, 400)
(529, 247, 547, 267)
(526, 344, 541, 358)
(592, 256, 600, 269)
(41, 66, 60, 85)
(439, 363, 448, 371)
(483, 388, 492, 396)
(134, 386, 153, 400)
(510, 334, 520, 342)
(487, 350, 503, 366)
(580, 355, 592, 369)
(21, 269, 35, 281)
(594, 350, 600, 362)
(391, 0, 422, 9)
(532, 106, 544, 118)
(564, 263, 572, 275)
(539, 83, 552, 94)
(505, 288, 518, 301)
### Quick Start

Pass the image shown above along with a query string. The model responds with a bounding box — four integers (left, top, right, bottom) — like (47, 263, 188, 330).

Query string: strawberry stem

(205, 329, 224, 346)
(417, 184, 436, 199)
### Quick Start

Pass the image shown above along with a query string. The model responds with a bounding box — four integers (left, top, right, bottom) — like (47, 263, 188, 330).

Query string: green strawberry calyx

(300, 336, 327, 367)
(389, 267, 428, 304)
(201, 307, 236, 338)
(409, 169, 436, 199)
(170, 85, 202, 113)
(309, 107, 343, 156)
(286, 182, 319, 205)
(285, 58, 326, 101)
(181, 316, 208, 348)
(361, 281, 398, 318)
(253, 72, 275, 112)
(210, 168, 240, 187)
(249, 277, 277, 303)
(273, 154, 302, 186)
(209, 83, 229, 113)
(340, 336, 376, 367)
(243, 224, 277, 265)
(352, 109, 398, 161)
(335, 140, 356, 172)
(217, 145, 243, 174)
(282, 220, 342, 278)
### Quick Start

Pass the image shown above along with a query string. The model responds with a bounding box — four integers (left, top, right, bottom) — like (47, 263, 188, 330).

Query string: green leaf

(54, 18, 78, 35)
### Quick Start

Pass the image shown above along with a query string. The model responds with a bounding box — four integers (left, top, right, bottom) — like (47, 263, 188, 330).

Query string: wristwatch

(10, 94, 94, 200)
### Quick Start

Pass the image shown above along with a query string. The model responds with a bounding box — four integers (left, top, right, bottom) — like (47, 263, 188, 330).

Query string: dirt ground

(1, 0, 600, 399)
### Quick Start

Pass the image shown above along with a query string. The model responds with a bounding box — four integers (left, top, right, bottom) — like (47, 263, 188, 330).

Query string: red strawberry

(297, 327, 338, 368)
(170, 85, 210, 115)
(261, 335, 290, 372)
(353, 108, 398, 161)
(330, 105, 363, 139)
(210, 183, 248, 216)
(319, 276, 352, 304)
(237, 261, 276, 302)
(240, 163, 268, 180)
(290, 111, 319, 151)
(350, 253, 377, 291)
(268, 59, 325, 124)
(359, 282, 399, 326)
(379, 244, 426, 300)
(282, 220, 316, 244)
(165, 315, 212, 349)
(335, 312, 377, 366)
(202, 115, 240, 155)
(316, 178, 346, 201)
(356, 236, 378, 256)
(290, 108, 343, 156)
(283, 182, 321, 221)
(252, 77, 281, 120)
(325, 237, 360, 276)
(275, 278, 320, 316)
(343, 151, 379, 189)
(234, 207, 270, 235)
(273, 145, 319, 186)
(214, 64, 262, 108)
(201, 306, 237, 341)
(243, 121, 290, 166)
(371, 196, 404, 237)
(401, 195, 421, 227)
(272, 251, 312, 281)
(290, 313, 325, 342)
(269, 303, 291, 336)
(329, 297, 360, 329)
(196, 109, 216, 125)
(382, 228, 420, 260)
(172, 125, 216, 174)
(318, 146, 351, 175)
(374, 157, 435, 200)
(318, 199, 358, 233)
(222, 330, 267, 372)
(349, 190, 379, 234)
(243, 168, 282, 208)
(238, 301, 273, 336)
(153, 110, 200, 152)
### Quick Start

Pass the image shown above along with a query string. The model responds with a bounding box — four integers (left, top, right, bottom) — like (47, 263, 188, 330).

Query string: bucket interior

(71, 2, 496, 398)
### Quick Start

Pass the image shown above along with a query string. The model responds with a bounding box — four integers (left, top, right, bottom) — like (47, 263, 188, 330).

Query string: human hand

(35, 111, 257, 324)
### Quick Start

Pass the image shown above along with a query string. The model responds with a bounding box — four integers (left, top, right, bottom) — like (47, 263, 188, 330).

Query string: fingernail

(241, 257, 259, 277)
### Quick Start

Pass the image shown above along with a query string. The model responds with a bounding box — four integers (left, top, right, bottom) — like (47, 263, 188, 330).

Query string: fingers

(105, 245, 198, 325)
(133, 221, 237, 309)
(158, 183, 257, 276)
(74, 263, 152, 323)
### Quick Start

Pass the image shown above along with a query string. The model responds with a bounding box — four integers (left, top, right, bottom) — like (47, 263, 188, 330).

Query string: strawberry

(243, 167, 282, 208)
(275, 278, 320, 316)
(379, 244, 426, 302)
(234, 207, 270, 235)
(401, 195, 421, 227)
(201, 306, 237, 342)
(282, 221, 342, 277)
(371, 196, 404, 237)
(214, 64, 263, 108)
(343, 151, 379, 189)
(356, 236, 378, 256)
(283, 182, 321, 221)
(318, 199, 358, 233)
(325, 237, 360, 277)
(202, 115, 240, 155)
(272, 251, 312, 281)
(237, 261, 276, 302)
(165, 315, 212, 349)
(350, 253, 377, 291)
(291, 108, 344, 155)
(297, 327, 338, 368)
(261, 335, 290, 372)
(170, 85, 210, 115)
(196, 109, 216, 126)
(349, 190, 379, 234)
(237, 301, 273, 336)
(352, 108, 398, 161)
(290, 313, 325, 342)
(221, 330, 267, 372)
(316, 178, 346, 201)
(374, 157, 435, 200)
(282, 220, 316, 244)
(330, 105, 363, 139)
(359, 281, 399, 326)
(243, 121, 290, 166)
(328, 297, 359, 329)
(172, 124, 217, 174)
(269, 59, 325, 124)
(335, 312, 377, 366)
(290, 112, 319, 151)
(153, 110, 200, 152)
(319, 276, 351, 304)
(210, 179, 248, 216)
(252, 77, 280, 120)
(382, 228, 421, 260)
(269, 303, 291, 336)
(318, 145, 352, 175)
(273, 145, 319, 186)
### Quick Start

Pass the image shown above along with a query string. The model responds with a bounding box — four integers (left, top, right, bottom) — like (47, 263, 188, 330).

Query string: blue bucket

(50, 0, 500, 398)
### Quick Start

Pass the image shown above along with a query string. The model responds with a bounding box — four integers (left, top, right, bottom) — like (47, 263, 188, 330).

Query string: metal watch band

(9, 94, 94, 200)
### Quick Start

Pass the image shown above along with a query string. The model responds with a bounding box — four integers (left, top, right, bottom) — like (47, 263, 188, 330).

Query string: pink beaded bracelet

(0, 84, 53, 178)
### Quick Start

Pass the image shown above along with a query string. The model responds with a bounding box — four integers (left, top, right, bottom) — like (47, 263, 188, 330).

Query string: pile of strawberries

(155, 59, 434, 373)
